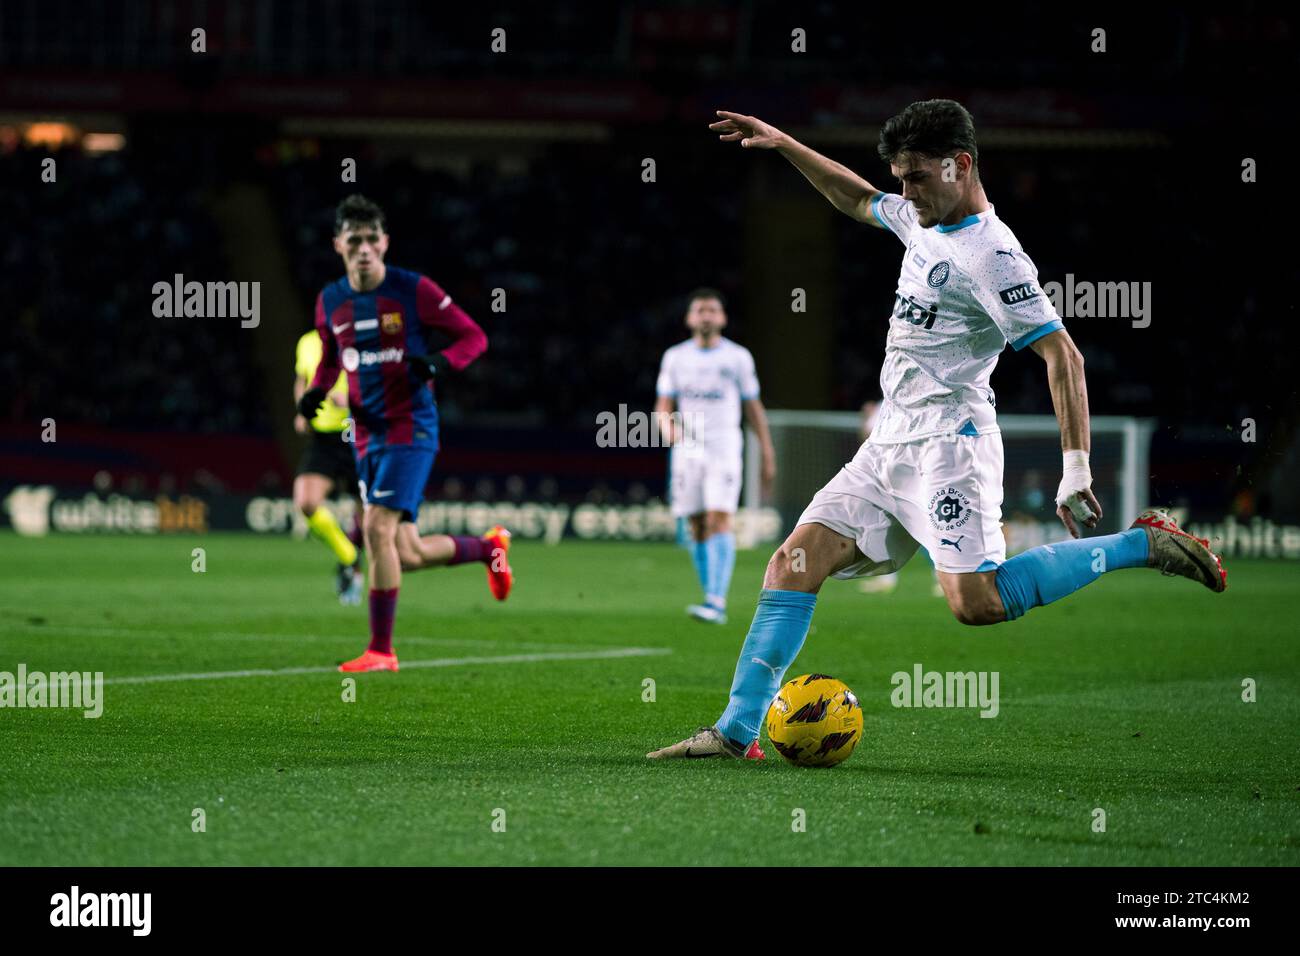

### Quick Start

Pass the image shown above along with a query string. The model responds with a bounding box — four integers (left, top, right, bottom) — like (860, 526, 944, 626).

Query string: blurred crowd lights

(0, 121, 126, 153)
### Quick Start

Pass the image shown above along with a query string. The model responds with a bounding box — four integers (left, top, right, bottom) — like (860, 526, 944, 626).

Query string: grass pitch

(2, 530, 1297, 866)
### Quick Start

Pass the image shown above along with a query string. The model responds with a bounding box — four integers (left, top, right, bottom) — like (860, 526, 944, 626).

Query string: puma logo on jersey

(940, 536, 964, 551)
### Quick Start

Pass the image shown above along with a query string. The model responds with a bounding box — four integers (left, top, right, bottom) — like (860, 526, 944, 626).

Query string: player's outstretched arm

(709, 110, 881, 223)
(1031, 329, 1101, 538)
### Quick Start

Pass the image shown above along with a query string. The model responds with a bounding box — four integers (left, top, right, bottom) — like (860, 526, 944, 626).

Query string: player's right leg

(649, 441, 911, 759)
(684, 513, 720, 622)
(647, 522, 862, 759)
(689, 453, 744, 622)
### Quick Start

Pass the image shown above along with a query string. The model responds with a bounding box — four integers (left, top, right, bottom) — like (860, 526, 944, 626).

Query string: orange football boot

(338, 649, 399, 673)
(482, 524, 513, 601)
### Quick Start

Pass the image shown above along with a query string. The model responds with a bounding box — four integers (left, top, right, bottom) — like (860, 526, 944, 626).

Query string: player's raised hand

(1054, 449, 1101, 538)
(709, 111, 784, 149)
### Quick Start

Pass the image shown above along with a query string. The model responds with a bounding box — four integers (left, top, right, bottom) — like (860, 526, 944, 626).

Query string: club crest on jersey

(928, 486, 972, 532)
(341, 347, 360, 372)
(381, 311, 403, 334)
(927, 260, 952, 288)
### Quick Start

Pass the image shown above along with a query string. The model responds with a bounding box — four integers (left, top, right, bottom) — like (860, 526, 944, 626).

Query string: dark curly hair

(878, 99, 979, 170)
(334, 194, 386, 233)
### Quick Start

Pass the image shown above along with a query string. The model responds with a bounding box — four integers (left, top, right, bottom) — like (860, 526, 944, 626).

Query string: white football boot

(686, 603, 728, 625)
(1130, 508, 1227, 592)
(647, 726, 764, 760)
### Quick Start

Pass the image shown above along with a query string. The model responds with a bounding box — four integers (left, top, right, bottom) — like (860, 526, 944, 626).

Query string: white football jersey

(866, 193, 1064, 443)
(656, 337, 760, 456)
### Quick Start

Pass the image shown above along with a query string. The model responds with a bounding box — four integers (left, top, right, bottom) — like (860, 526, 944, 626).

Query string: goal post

(745, 411, 1155, 553)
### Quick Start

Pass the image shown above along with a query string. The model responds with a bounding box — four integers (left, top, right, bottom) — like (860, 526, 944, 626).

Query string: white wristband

(1062, 449, 1090, 477)
(1056, 449, 1095, 521)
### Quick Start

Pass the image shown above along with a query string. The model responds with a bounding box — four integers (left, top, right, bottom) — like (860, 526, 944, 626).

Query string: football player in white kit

(655, 289, 777, 625)
(650, 99, 1227, 760)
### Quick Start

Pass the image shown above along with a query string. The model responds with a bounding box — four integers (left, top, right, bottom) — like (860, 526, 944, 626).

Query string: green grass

(1, 530, 1297, 866)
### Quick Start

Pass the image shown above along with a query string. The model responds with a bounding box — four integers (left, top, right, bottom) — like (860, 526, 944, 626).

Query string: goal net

(745, 411, 1155, 555)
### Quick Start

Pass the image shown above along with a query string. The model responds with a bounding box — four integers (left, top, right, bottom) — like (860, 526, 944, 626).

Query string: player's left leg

(339, 444, 441, 672)
(700, 509, 736, 620)
(648, 520, 867, 759)
(393, 521, 513, 600)
(685, 454, 743, 624)
(671, 453, 711, 619)
(337, 501, 403, 673)
(650, 442, 915, 760)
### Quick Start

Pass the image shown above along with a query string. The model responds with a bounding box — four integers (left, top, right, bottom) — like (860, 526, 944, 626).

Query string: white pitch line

(10, 623, 581, 651)
(102, 647, 672, 686)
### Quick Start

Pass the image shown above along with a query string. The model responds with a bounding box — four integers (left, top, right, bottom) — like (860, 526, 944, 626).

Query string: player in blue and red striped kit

(299, 195, 513, 673)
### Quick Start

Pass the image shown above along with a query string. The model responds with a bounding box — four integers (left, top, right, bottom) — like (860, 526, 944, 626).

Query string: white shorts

(796, 433, 1006, 577)
(670, 450, 742, 518)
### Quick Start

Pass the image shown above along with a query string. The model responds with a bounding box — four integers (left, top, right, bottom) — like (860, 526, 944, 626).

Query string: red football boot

(482, 524, 513, 601)
(338, 649, 399, 673)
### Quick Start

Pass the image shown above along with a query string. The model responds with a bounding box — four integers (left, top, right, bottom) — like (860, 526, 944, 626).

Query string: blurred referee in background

(293, 328, 364, 604)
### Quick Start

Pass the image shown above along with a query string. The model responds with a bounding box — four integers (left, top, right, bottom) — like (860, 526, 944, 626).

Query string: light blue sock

(690, 539, 710, 597)
(705, 531, 736, 608)
(716, 589, 817, 745)
(995, 529, 1149, 621)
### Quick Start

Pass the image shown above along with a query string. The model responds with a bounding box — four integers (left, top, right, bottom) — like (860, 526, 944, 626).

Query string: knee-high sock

(307, 506, 358, 566)
(691, 539, 710, 596)
(995, 529, 1148, 621)
(368, 587, 399, 654)
(447, 536, 491, 566)
(705, 531, 737, 609)
(716, 589, 817, 745)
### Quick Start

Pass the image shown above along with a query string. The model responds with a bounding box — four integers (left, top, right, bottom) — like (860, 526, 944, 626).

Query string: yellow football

(766, 673, 864, 767)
